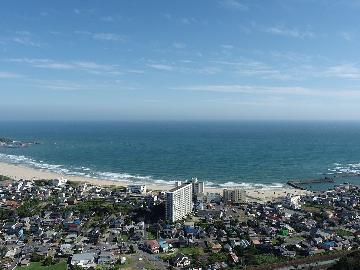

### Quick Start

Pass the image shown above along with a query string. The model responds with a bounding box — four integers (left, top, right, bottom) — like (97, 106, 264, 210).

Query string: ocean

(1, 121, 360, 190)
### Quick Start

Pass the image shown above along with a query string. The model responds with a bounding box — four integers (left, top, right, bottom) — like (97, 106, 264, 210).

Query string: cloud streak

(147, 64, 174, 71)
(265, 26, 315, 38)
(75, 31, 126, 42)
(1, 31, 45, 47)
(220, 0, 249, 10)
(173, 84, 312, 95)
(9, 58, 122, 75)
(0, 71, 22, 78)
(325, 63, 360, 79)
(172, 84, 360, 99)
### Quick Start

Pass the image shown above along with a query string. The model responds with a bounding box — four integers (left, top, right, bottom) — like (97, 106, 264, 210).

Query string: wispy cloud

(35, 80, 87, 91)
(338, 31, 353, 41)
(27, 78, 138, 91)
(325, 63, 360, 79)
(75, 31, 126, 42)
(12, 37, 43, 47)
(100, 15, 121, 22)
(5, 31, 45, 47)
(269, 51, 324, 63)
(265, 26, 315, 38)
(101, 16, 114, 22)
(179, 17, 197, 25)
(213, 60, 294, 80)
(92, 32, 124, 41)
(9, 58, 122, 75)
(173, 84, 312, 95)
(202, 97, 286, 107)
(173, 84, 360, 99)
(146, 61, 221, 75)
(221, 44, 235, 50)
(163, 13, 172, 20)
(147, 64, 174, 71)
(195, 66, 222, 75)
(73, 8, 95, 16)
(220, 0, 249, 10)
(173, 42, 187, 49)
(0, 71, 21, 78)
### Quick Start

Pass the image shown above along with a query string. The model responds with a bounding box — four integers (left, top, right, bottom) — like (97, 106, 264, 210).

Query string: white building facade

(166, 182, 193, 222)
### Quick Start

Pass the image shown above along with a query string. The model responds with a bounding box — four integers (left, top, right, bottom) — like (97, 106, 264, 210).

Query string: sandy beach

(0, 161, 310, 201)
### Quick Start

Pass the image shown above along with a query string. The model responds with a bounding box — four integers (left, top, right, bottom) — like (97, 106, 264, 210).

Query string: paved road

(275, 258, 339, 270)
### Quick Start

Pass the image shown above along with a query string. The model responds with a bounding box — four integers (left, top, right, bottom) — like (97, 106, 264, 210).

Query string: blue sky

(2, 0, 360, 120)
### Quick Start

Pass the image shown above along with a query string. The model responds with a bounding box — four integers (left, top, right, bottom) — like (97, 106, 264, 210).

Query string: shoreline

(0, 161, 310, 201)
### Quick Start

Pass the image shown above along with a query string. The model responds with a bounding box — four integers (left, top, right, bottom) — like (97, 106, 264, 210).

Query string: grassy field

(16, 261, 67, 270)
(178, 247, 204, 257)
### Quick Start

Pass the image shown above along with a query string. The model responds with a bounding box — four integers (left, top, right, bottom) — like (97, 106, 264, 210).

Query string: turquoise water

(0, 121, 360, 189)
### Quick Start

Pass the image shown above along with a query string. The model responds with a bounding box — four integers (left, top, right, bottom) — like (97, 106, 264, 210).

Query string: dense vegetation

(0, 175, 12, 181)
(16, 260, 67, 270)
(329, 251, 360, 270)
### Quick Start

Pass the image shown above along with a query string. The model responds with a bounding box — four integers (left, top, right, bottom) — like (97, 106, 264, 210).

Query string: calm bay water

(0, 121, 360, 189)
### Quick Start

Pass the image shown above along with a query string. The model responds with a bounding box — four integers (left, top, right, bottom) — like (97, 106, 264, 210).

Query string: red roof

(145, 240, 160, 249)
(5, 200, 19, 208)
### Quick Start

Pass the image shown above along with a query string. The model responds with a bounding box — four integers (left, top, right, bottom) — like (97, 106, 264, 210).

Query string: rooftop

(168, 182, 192, 193)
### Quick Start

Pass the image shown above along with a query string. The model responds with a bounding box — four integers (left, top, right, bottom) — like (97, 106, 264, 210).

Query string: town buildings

(3, 176, 360, 270)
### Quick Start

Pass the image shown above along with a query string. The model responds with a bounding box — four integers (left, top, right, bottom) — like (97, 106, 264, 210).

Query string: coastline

(0, 161, 310, 201)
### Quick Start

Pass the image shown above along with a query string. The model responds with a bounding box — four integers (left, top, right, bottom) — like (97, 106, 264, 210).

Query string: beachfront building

(51, 178, 68, 187)
(223, 189, 247, 203)
(166, 182, 193, 222)
(191, 177, 205, 195)
(206, 192, 222, 203)
(283, 194, 302, 209)
(126, 185, 147, 194)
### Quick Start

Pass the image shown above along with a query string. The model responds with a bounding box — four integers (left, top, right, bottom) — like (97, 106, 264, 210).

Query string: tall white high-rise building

(166, 182, 193, 222)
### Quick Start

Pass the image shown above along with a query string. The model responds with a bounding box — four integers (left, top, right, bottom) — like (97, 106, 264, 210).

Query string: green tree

(208, 252, 228, 264)
(30, 252, 45, 262)
(42, 256, 54, 266)
(0, 246, 8, 258)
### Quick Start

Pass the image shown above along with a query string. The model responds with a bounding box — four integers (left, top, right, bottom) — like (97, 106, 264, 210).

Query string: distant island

(0, 137, 39, 148)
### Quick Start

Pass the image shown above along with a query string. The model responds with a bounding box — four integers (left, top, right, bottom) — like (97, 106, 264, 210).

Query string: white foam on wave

(0, 153, 155, 184)
(153, 179, 175, 185)
(328, 162, 360, 175)
(206, 181, 285, 189)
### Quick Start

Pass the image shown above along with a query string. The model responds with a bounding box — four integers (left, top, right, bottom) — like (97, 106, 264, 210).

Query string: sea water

(1, 121, 360, 190)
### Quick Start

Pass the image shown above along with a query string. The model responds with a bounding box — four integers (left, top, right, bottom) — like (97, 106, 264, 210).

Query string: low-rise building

(144, 240, 160, 254)
(126, 185, 147, 194)
(71, 252, 96, 268)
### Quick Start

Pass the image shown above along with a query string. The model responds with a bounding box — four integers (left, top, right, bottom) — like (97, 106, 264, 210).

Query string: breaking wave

(328, 162, 360, 175)
(0, 153, 155, 184)
(0, 153, 288, 189)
